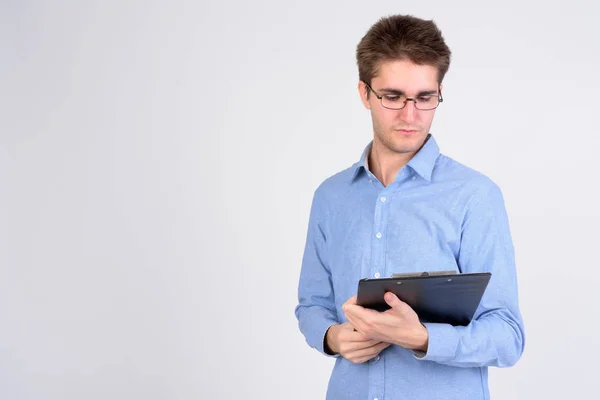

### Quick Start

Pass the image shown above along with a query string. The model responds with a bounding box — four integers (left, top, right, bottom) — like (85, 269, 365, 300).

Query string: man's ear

(358, 81, 371, 110)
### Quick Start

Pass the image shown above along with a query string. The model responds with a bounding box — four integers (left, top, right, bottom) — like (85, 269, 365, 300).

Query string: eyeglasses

(364, 82, 443, 110)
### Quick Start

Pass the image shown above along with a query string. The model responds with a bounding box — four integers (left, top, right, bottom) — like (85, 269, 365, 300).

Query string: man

(295, 14, 525, 400)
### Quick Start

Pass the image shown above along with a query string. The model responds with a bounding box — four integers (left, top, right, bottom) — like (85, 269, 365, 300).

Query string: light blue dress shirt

(295, 135, 525, 400)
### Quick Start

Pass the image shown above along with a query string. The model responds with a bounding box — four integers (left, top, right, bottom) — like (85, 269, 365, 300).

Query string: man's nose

(399, 99, 417, 123)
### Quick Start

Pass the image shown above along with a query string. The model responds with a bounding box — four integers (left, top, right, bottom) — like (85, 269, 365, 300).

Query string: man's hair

(356, 15, 452, 87)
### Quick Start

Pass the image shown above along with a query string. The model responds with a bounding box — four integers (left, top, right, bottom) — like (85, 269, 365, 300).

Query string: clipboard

(356, 272, 491, 326)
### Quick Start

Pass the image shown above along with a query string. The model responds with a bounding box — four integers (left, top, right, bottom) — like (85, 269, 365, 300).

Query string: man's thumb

(384, 292, 400, 307)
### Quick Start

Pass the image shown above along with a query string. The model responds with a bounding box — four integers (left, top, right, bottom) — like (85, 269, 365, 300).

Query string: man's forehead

(375, 59, 438, 74)
(372, 60, 439, 89)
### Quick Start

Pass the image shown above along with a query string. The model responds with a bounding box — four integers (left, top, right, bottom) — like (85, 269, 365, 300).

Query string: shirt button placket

(370, 189, 388, 399)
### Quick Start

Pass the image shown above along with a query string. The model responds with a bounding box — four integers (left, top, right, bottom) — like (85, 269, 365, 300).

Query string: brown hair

(356, 15, 452, 88)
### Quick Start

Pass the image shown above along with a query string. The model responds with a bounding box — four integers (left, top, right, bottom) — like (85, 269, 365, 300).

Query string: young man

(295, 15, 525, 400)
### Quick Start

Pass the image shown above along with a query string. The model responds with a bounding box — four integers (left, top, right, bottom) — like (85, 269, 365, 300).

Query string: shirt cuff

(323, 325, 341, 358)
(306, 317, 339, 357)
(413, 322, 460, 362)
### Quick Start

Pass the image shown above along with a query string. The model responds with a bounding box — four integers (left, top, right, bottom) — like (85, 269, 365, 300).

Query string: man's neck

(368, 139, 424, 187)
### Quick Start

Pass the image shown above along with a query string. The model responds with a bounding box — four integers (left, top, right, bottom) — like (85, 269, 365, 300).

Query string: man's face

(359, 59, 441, 155)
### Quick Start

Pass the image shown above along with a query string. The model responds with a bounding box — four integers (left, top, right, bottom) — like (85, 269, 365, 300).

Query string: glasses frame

(364, 81, 444, 111)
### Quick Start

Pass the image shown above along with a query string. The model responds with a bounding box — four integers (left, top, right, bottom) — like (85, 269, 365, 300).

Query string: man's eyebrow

(379, 88, 439, 96)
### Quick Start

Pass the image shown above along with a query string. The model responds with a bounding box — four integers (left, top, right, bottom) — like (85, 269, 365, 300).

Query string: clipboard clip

(390, 270, 457, 278)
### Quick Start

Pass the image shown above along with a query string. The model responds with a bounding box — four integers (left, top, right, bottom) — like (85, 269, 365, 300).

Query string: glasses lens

(414, 96, 440, 110)
(381, 95, 406, 110)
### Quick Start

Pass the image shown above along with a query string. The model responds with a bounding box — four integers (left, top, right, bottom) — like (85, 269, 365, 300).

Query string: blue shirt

(295, 136, 525, 400)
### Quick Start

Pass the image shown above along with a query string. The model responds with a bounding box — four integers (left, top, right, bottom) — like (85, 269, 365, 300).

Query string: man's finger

(384, 292, 410, 313)
(342, 301, 360, 316)
(341, 320, 366, 339)
(342, 295, 357, 308)
(346, 341, 390, 363)
(343, 330, 375, 343)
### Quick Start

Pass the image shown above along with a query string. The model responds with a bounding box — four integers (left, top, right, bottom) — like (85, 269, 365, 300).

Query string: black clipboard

(356, 272, 491, 326)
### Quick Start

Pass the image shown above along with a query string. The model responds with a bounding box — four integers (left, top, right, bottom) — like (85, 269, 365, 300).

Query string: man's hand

(342, 293, 429, 352)
(326, 322, 390, 364)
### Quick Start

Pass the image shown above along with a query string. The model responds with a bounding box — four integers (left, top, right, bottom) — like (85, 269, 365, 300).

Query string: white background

(2, 1, 599, 399)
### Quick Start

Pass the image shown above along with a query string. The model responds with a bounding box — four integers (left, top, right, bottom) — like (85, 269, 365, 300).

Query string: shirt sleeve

(415, 182, 526, 368)
(294, 188, 340, 356)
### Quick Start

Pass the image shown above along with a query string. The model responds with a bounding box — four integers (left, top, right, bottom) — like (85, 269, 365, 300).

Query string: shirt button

(412, 176, 416, 180)
(380, 196, 386, 202)
(373, 355, 380, 363)
(375, 232, 382, 239)
(374, 272, 380, 278)
(374, 398, 379, 400)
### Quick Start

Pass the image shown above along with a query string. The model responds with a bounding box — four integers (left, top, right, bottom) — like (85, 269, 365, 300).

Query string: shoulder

(311, 164, 357, 209)
(317, 165, 355, 192)
(434, 154, 506, 212)
(435, 154, 502, 194)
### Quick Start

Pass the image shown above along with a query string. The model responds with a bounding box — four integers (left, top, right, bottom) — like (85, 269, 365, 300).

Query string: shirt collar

(407, 134, 440, 181)
(350, 141, 373, 182)
(350, 134, 440, 183)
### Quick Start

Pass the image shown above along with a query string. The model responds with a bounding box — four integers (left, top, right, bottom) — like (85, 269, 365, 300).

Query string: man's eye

(417, 96, 433, 102)
(384, 95, 401, 102)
